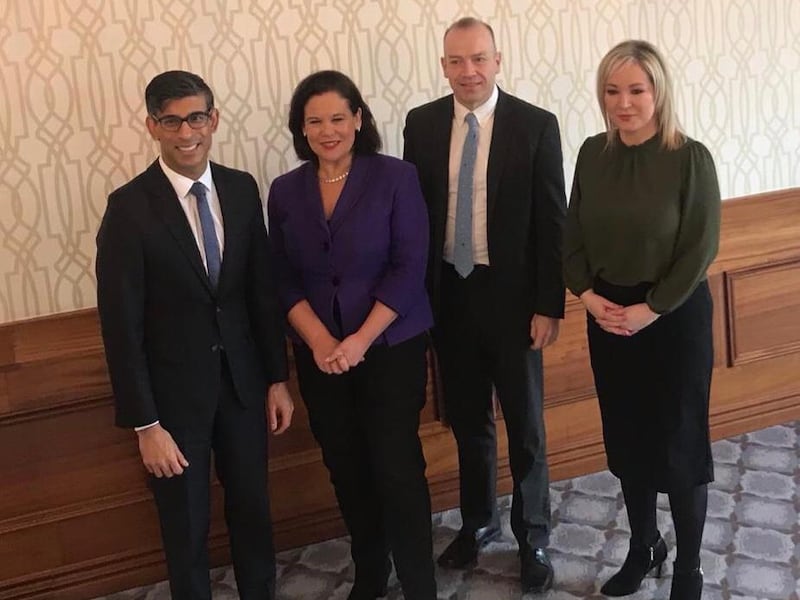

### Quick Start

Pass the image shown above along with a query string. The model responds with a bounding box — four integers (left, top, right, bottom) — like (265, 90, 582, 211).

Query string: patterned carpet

(97, 421, 800, 600)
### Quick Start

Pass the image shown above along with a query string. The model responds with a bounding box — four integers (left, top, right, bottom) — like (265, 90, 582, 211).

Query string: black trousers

(150, 357, 275, 600)
(434, 263, 551, 551)
(294, 333, 436, 599)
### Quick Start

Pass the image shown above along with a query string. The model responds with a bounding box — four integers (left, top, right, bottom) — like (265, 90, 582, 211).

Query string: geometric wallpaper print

(0, 0, 799, 323)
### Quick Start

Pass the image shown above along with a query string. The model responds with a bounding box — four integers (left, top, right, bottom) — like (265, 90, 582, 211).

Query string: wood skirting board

(1, 187, 799, 599)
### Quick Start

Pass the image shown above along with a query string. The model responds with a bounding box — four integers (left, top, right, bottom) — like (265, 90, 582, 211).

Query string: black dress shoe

(520, 547, 554, 594)
(437, 524, 502, 569)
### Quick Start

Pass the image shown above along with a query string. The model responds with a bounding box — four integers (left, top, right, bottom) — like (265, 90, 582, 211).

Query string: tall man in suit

(96, 70, 293, 600)
(403, 18, 567, 594)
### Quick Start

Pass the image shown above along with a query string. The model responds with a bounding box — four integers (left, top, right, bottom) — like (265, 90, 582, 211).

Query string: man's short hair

(443, 17, 496, 50)
(145, 70, 214, 115)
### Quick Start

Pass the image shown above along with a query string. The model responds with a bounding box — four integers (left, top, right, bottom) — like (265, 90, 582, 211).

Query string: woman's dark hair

(288, 70, 381, 162)
(145, 70, 214, 115)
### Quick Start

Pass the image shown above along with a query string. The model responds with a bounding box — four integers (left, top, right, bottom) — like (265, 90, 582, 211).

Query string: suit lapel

(328, 155, 370, 235)
(429, 97, 455, 252)
(212, 163, 238, 294)
(299, 162, 337, 234)
(487, 89, 512, 230)
(145, 161, 214, 294)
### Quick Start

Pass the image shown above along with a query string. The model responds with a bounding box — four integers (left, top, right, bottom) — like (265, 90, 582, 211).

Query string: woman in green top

(564, 40, 721, 600)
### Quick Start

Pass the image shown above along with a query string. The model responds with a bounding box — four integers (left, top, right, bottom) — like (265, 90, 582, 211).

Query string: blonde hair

(596, 40, 685, 150)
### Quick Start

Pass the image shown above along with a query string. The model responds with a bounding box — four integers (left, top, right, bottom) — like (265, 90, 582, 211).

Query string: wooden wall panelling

(712, 188, 800, 273)
(708, 272, 729, 369)
(0, 325, 14, 367)
(708, 349, 800, 438)
(543, 298, 596, 407)
(1, 187, 799, 599)
(0, 372, 9, 415)
(725, 258, 800, 366)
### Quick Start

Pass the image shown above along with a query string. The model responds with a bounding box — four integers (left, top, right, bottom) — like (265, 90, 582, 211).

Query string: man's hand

(267, 382, 294, 434)
(530, 314, 561, 350)
(137, 423, 189, 478)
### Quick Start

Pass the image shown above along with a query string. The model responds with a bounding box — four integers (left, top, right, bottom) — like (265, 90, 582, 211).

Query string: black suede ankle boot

(669, 564, 703, 600)
(600, 533, 667, 597)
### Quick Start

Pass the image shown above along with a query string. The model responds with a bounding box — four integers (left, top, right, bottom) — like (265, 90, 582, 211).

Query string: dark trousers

(294, 334, 436, 599)
(435, 263, 551, 550)
(150, 358, 275, 600)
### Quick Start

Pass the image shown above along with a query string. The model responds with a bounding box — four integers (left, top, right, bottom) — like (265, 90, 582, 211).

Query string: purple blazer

(267, 153, 433, 347)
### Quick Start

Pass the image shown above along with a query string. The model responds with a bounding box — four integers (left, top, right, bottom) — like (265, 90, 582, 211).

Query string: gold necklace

(319, 170, 349, 184)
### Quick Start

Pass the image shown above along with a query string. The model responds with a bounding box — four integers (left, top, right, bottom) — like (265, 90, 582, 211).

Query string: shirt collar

(158, 156, 213, 198)
(453, 84, 499, 126)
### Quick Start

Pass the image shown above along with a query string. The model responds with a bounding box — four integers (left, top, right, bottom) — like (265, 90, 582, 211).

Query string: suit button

(332, 276, 340, 286)
(216, 307, 222, 313)
(211, 344, 219, 352)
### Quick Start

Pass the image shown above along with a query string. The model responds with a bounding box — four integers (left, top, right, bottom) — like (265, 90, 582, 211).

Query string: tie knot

(191, 181, 207, 200)
(465, 112, 478, 130)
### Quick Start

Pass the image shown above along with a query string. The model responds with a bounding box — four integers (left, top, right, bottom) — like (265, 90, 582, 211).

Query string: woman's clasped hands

(580, 290, 659, 336)
(311, 331, 368, 375)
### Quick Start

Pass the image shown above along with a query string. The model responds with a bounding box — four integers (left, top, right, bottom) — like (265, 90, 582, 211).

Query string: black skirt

(587, 278, 714, 490)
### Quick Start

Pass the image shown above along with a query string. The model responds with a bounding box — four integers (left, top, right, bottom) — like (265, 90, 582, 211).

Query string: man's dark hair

(288, 70, 381, 163)
(145, 70, 214, 115)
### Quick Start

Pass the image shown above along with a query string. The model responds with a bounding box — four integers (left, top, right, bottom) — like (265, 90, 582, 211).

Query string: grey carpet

(96, 421, 800, 599)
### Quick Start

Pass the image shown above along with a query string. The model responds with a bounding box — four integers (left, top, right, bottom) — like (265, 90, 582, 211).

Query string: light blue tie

(191, 181, 221, 288)
(454, 112, 478, 278)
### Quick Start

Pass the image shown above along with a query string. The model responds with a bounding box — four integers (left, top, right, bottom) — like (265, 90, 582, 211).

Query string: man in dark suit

(96, 70, 293, 600)
(403, 18, 566, 594)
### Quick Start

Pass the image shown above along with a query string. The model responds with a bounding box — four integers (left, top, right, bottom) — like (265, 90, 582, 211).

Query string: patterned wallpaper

(1, 0, 798, 323)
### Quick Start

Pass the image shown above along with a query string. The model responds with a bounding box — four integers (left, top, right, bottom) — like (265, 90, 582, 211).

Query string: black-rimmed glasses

(151, 109, 213, 131)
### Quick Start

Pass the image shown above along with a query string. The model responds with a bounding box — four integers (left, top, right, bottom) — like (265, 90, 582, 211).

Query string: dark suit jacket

(267, 153, 433, 347)
(403, 89, 567, 321)
(96, 160, 288, 431)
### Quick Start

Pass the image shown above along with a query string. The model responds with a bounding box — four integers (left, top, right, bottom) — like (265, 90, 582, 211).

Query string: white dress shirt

(159, 156, 225, 267)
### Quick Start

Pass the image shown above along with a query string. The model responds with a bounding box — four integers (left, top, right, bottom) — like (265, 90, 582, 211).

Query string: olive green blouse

(563, 132, 721, 314)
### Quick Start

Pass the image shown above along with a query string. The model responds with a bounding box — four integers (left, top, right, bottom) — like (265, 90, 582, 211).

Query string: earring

(356, 127, 360, 132)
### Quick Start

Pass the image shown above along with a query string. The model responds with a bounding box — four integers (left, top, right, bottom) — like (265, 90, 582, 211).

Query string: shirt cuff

(134, 421, 159, 432)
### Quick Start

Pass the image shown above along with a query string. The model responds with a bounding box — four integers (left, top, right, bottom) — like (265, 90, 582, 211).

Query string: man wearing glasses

(96, 70, 293, 600)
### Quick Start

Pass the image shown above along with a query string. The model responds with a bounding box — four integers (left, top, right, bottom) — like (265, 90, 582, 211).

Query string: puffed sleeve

(645, 140, 721, 313)
(563, 140, 594, 298)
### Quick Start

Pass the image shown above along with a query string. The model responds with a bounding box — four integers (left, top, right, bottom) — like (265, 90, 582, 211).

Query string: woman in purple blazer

(267, 71, 436, 600)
